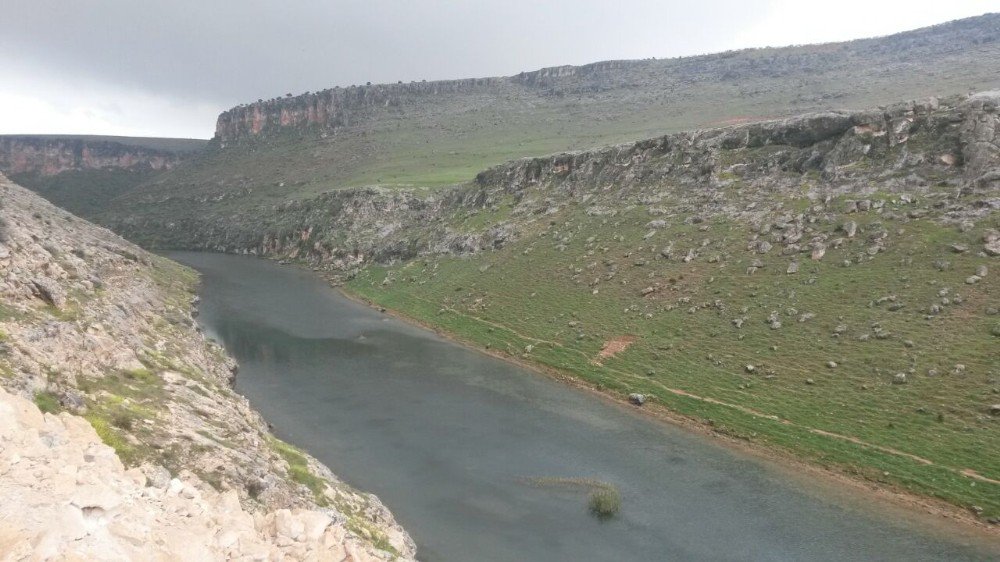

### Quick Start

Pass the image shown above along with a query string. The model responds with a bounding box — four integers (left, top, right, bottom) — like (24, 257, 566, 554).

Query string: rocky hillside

(0, 175, 415, 560)
(113, 92, 1000, 266)
(0, 135, 205, 217)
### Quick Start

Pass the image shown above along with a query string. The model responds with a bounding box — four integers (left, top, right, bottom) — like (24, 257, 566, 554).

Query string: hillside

(0, 175, 414, 559)
(100, 12, 1000, 223)
(107, 89, 1000, 524)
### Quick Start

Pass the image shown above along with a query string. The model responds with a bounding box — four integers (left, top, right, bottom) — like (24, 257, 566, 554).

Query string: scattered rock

(628, 393, 646, 406)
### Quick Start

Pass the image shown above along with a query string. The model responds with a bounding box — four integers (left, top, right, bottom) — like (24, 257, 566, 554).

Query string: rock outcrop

(0, 175, 415, 560)
(0, 386, 400, 561)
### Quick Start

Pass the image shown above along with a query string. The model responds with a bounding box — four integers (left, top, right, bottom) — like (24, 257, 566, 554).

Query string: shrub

(588, 486, 622, 519)
(33, 391, 61, 414)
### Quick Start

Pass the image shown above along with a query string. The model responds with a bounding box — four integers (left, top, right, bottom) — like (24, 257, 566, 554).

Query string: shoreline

(331, 280, 1000, 549)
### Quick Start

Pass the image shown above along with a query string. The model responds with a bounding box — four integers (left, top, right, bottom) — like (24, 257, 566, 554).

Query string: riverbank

(335, 278, 1000, 546)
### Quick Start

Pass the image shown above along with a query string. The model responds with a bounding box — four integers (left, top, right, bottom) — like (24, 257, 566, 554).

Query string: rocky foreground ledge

(0, 175, 415, 560)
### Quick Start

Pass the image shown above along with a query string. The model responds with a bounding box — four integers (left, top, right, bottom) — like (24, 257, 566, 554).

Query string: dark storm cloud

(2, 0, 760, 106)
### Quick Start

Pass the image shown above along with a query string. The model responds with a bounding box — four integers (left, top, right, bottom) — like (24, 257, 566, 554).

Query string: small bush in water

(588, 486, 621, 519)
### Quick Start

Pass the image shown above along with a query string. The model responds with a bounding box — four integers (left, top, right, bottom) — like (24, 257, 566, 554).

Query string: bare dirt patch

(596, 335, 637, 362)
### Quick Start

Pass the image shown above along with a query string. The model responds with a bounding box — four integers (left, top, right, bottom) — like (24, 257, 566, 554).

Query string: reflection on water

(171, 252, 994, 562)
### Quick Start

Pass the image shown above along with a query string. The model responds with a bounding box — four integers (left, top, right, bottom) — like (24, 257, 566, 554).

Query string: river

(170, 252, 995, 561)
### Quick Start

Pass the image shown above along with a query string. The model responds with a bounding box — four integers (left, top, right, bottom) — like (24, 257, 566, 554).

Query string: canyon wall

(0, 136, 200, 177)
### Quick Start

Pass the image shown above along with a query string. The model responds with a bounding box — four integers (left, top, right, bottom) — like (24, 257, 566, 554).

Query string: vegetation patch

(33, 391, 62, 414)
(268, 436, 330, 506)
(524, 477, 623, 519)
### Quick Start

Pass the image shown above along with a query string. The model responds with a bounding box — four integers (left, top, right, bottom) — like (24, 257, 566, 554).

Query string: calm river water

(170, 252, 994, 561)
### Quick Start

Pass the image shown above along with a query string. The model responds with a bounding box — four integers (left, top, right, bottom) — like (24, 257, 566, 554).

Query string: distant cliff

(0, 135, 207, 217)
(214, 78, 507, 143)
(0, 135, 204, 177)
(213, 13, 1000, 144)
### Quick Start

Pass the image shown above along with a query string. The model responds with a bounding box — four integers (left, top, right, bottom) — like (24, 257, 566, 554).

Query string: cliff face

(0, 176, 415, 560)
(214, 77, 508, 143)
(0, 136, 196, 177)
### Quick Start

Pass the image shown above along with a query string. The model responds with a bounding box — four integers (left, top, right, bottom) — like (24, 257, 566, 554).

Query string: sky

(1, 0, 998, 139)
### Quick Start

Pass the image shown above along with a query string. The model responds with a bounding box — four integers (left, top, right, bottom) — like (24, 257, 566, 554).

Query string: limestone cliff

(0, 176, 415, 560)
(0, 136, 201, 177)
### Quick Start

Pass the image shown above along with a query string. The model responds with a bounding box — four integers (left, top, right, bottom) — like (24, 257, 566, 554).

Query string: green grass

(348, 194, 1000, 518)
(33, 391, 61, 414)
(85, 414, 138, 463)
(268, 436, 330, 506)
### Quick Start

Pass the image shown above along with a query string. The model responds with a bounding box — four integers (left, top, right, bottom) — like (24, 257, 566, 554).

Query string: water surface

(171, 252, 994, 561)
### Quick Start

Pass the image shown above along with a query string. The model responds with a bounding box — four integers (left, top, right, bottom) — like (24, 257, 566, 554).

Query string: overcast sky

(2, 0, 998, 139)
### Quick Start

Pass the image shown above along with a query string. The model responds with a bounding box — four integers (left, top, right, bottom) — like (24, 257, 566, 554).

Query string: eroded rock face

(0, 176, 415, 561)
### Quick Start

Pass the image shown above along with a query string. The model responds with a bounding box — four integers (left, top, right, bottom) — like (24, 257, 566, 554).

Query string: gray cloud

(1, 0, 765, 105)
(2, 0, 997, 137)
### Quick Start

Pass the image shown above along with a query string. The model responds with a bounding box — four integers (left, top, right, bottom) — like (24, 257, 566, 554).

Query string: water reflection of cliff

(209, 314, 399, 370)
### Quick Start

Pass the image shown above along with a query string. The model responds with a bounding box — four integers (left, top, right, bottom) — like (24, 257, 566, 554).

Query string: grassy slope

(11, 168, 163, 217)
(347, 190, 1000, 518)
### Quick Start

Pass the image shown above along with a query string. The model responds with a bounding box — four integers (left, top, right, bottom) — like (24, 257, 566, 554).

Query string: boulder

(31, 278, 66, 309)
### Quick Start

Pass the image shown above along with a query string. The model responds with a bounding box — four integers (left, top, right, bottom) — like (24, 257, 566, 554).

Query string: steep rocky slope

(0, 176, 415, 560)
